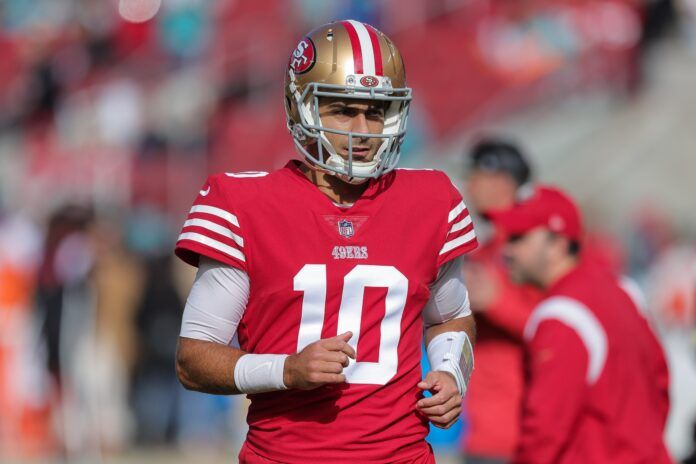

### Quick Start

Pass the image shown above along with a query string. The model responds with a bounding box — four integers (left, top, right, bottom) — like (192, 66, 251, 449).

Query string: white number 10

(293, 264, 408, 385)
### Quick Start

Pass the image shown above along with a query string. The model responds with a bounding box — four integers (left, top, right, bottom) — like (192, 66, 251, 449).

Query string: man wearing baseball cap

(491, 185, 671, 463)
(460, 137, 543, 464)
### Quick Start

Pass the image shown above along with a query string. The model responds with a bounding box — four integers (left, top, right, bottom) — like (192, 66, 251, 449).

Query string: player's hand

(283, 331, 356, 390)
(416, 371, 462, 429)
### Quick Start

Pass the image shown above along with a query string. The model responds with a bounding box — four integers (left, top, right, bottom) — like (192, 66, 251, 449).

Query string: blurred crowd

(1, 0, 695, 462)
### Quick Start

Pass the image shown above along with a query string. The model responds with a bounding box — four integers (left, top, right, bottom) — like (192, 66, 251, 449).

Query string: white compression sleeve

(180, 257, 288, 393)
(423, 257, 474, 396)
(180, 256, 250, 345)
(422, 256, 471, 328)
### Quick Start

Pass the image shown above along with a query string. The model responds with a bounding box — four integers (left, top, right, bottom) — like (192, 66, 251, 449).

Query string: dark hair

(568, 239, 581, 257)
(547, 232, 582, 257)
(468, 137, 532, 186)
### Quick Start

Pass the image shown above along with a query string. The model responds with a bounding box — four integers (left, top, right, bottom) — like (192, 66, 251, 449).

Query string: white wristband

(426, 331, 474, 396)
(233, 353, 289, 394)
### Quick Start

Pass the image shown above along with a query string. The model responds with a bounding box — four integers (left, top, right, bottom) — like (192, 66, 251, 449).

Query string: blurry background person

(89, 217, 143, 452)
(492, 186, 671, 464)
(131, 254, 184, 445)
(0, 203, 47, 458)
(34, 206, 100, 459)
(460, 138, 542, 464)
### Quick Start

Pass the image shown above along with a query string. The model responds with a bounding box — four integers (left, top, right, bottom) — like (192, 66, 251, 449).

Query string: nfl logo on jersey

(337, 219, 354, 238)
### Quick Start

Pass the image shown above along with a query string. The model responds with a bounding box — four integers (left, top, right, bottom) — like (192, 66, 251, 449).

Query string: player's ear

(548, 232, 571, 258)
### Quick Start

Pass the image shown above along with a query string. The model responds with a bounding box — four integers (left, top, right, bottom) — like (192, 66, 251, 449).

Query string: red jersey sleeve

(514, 320, 588, 464)
(485, 278, 541, 340)
(436, 173, 478, 267)
(175, 175, 247, 272)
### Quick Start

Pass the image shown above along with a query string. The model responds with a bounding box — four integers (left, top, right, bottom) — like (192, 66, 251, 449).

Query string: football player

(175, 20, 478, 463)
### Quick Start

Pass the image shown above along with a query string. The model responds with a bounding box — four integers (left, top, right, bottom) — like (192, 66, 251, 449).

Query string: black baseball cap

(467, 137, 532, 186)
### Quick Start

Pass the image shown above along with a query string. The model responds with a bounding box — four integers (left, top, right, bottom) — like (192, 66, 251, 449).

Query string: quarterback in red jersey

(174, 20, 479, 464)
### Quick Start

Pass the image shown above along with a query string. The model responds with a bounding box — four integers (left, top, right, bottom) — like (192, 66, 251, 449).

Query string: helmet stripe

(366, 25, 383, 75)
(341, 20, 364, 74)
(346, 20, 376, 75)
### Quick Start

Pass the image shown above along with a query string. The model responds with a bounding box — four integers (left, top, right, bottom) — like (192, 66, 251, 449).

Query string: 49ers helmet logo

(360, 76, 379, 87)
(289, 38, 316, 74)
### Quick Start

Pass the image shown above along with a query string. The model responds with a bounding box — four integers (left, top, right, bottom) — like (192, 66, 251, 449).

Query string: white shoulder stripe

(225, 171, 268, 178)
(183, 218, 244, 247)
(189, 205, 239, 227)
(439, 230, 476, 255)
(178, 232, 246, 262)
(347, 20, 376, 75)
(618, 276, 647, 315)
(448, 201, 466, 223)
(449, 215, 472, 234)
(524, 296, 607, 384)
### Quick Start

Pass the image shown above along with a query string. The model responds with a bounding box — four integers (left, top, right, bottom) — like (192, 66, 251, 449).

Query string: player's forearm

(176, 336, 246, 394)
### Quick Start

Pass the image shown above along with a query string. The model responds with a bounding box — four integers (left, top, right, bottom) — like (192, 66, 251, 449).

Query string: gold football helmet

(284, 20, 412, 182)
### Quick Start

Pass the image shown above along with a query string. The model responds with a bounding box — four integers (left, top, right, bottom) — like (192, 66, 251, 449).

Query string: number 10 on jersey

(294, 265, 408, 385)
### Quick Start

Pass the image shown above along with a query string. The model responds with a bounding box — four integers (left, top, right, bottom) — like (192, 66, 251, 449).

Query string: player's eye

(366, 108, 385, 121)
(329, 106, 353, 117)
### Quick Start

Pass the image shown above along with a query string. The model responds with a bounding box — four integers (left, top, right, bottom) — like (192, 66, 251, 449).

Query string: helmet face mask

(285, 20, 413, 183)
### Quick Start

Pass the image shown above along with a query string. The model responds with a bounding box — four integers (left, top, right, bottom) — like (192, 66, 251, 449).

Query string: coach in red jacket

(491, 185, 671, 464)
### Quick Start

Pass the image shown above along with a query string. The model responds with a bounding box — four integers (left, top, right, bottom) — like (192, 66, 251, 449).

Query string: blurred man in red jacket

(461, 138, 543, 464)
(492, 185, 671, 464)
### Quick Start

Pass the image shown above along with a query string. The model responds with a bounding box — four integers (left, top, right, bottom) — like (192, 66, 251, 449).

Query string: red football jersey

(175, 161, 477, 463)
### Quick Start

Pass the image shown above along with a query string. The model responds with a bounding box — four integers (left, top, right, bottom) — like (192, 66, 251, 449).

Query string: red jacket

(463, 233, 542, 458)
(514, 261, 671, 464)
